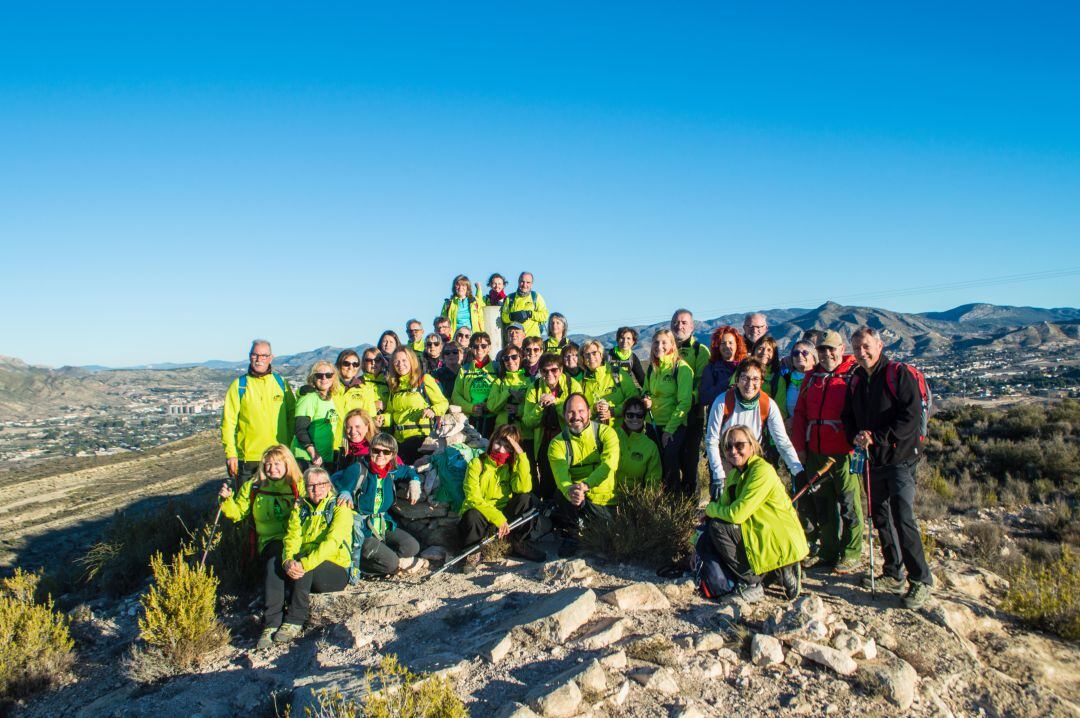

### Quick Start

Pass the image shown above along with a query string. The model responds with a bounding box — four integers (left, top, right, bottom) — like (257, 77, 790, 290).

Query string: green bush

(302, 655, 469, 718)
(0, 569, 75, 701)
(1001, 546, 1080, 641)
(134, 549, 229, 676)
(581, 483, 698, 568)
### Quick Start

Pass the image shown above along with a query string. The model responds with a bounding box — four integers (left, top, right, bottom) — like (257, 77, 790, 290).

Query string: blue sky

(2, 2, 1078, 366)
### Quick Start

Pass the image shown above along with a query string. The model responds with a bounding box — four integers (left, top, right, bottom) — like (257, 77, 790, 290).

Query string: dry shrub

(962, 521, 1006, 566)
(1001, 546, 1080, 641)
(133, 549, 229, 678)
(582, 483, 697, 567)
(626, 635, 679, 666)
(303, 655, 469, 718)
(479, 537, 511, 563)
(0, 569, 75, 701)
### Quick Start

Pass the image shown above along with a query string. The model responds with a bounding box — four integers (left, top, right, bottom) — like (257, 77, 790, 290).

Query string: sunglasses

(340, 360, 361, 368)
(791, 350, 812, 358)
(724, 440, 750, 452)
(314, 372, 334, 380)
(306, 481, 331, 489)
(624, 413, 645, 420)
(473, 341, 490, 348)
(371, 448, 394, 456)
(362, 358, 376, 364)
(426, 341, 441, 347)
(541, 368, 561, 375)
(503, 355, 521, 361)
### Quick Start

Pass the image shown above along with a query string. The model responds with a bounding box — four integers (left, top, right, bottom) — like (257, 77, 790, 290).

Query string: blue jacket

(331, 458, 419, 541)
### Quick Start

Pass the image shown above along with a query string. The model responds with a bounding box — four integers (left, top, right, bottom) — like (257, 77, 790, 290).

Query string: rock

(528, 678, 582, 718)
(494, 703, 540, 718)
(830, 630, 861, 655)
(858, 637, 877, 660)
(660, 579, 697, 602)
(600, 582, 672, 611)
(794, 595, 826, 622)
(695, 632, 726, 652)
(628, 666, 680, 695)
(791, 639, 858, 676)
(805, 619, 829, 640)
(600, 650, 627, 670)
(610, 680, 631, 706)
(715, 647, 740, 664)
(673, 635, 696, 651)
(392, 501, 449, 521)
(330, 614, 373, 650)
(480, 631, 514, 663)
(419, 545, 449, 563)
(856, 650, 918, 710)
(701, 660, 727, 679)
(539, 559, 591, 582)
(714, 602, 741, 624)
(574, 660, 609, 696)
(867, 624, 897, 651)
(763, 595, 829, 637)
(573, 617, 627, 650)
(512, 587, 596, 643)
(751, 633, 784, 666)
(291, 669, 373, 716)
(671, 702, 705, 718)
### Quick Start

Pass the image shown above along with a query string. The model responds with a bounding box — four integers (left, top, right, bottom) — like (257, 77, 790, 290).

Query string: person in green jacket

(458, 424, 545, 562)
(442, 274, 485, 333)
(451, 332, 497, 436)
(561, 342, 584, 384)
(386, 347, 449, 463)
(545, 313, 569, 354)
(642, 329, 694, 495)
(221, 339, 296, 486)
(702, 425, 808, 603)
(671, 309, 711, 500)
(334, 349, 384, 437)
(500, 271, 549, 338)
(580, 339, 639, 424)
(217, 444, 303, 649)
(273, 467, 354, 645)
(523, 354, 583, 498)
(359, 347, 389, 424)
(291, 361, 340, 470)
(614, 397, 662, 495)
(405, 318, 426, 354)
(485, 346, 530, 431)
(548, 394, 620, 557)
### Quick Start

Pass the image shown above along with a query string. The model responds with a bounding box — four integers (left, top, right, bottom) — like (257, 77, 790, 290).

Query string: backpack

(851, 361, 934, 445)
(561, 421, 603, 465)
(237, 372, 287, 400)
(693, 524, 737, 599)
(245, 479, 299, 559)
(722, 391, 771, 427)
(297, 498, 337, 527)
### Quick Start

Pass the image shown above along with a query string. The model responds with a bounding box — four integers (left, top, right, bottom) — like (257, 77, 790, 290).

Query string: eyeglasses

(340, 360, 361, 368)
(583, 350, 602, 357)
(738, 375, 762, 383)
(426, 341, 441, 347)
(371, 448, 394, 456)
(724, 440, 751, 452)
(442, 352, 460, 359)
(525, 348, 542, 354)
(474, 341, 490, 348)
(503, 354, 521, 362)
(314, 372, 334, 380)
(541, 368, 561, 375)
(791, 350, 812, 358)
(624, 413, 645, 420)
(250, 353, 271, 359)
(307, 481, 331, 489)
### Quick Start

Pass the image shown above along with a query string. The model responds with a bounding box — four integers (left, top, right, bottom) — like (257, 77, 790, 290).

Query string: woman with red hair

(699, 326, 747, 411)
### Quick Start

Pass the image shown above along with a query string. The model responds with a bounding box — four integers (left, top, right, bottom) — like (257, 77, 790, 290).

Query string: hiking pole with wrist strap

(790, 456, 838, 504)
(855, 447, 876, 600)
(426, 508, 539, 581)
(200, 505, 223, 567)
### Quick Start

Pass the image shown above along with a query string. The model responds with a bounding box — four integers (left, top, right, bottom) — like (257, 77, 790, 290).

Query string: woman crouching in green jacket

(218, 444, 303, 649)
(702, 425, 808, 603)
(273, 466, 354, 645)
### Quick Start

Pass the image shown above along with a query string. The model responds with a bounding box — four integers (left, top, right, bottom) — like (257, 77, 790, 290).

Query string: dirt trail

(0, 431, 221, 570)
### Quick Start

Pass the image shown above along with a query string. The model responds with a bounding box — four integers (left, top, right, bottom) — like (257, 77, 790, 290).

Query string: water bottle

(850, 448, 866, 475)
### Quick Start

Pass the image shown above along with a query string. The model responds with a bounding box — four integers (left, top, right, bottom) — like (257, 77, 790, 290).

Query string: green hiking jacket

(460, 453, 533, 526)
(221, 372, 296, 462)
(500, 291, 549, 337)
(387, 374, 449, 441)
(615, 427, 662, 493)
(282, 495, 354, 571)
(548, 422, 620, 507)
(643, 354, 694, 434)
(580, 364, 640, 422)
(220, 476, 297, 552)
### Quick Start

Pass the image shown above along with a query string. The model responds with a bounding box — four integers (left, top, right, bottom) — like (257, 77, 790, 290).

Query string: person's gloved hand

(710, 482, 723, 501)
(510, 310, 530, 323)
(407, 480, 421, 505)
(794, 469, 808, 486)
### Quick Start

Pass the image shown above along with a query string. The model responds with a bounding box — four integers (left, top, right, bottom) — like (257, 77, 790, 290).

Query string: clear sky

(2, 2, 1078, 367)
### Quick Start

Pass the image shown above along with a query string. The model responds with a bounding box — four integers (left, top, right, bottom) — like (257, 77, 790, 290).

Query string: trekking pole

(790, 457, 838, 504)
(200, 505, 223, 567)
(862, 449, 876, 600)
(426, 508, 539, 581)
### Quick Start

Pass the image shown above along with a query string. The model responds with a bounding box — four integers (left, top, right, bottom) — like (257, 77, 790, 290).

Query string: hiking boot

(902, 581, 932, 610)
(273, 623, 302, 644)
(779, 563, 802, 600)
(558, 537, 581, 558)
(730, 582, 765, 604)
(256, 627, 276, 650)
(833, 556, 861, 575)
(511, 540, 546, 563)
(862, 573, 906, 594)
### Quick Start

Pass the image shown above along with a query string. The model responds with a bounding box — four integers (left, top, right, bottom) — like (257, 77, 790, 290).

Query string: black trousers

(535, 434, 557, 500)
(705, 518, 759, 585)
(236, 460, 260, 490)
(868, 459, 932, 585)
(261, 539, 288, 628)
(553, 492, 612, 536)
(458, 492, 537, 545)
(283, 561, 349, 626)
(678, 406, 705, 498)
(358, 528, 420, 576)
(648, 424, 687, 495)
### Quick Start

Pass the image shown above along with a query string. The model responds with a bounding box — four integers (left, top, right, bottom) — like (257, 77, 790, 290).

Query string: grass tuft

(301, 655, 469, 717)
(581, 483, 698, 568)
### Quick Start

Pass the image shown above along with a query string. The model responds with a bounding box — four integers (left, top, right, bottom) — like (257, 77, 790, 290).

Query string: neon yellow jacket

(334, 381, 383, 439)
(451, 361, 497, 415)
(615, 427, 661, 493)
(706, 455, 809, 575)
(282, 496, 354, 571)
(460, 453, 533, 526)
(522, 374, 583, 447)
(290, 390, 339, 462)
(362, 372, 389, 408)
(441, 296, 484, 332)
(485, 369, 530, 429)
(500, 291, 549, 337)
(544, 336, 567, 354)
(548, 422, 620, 506)
(387, 375, 449, 441)
(220, 476, 298, 552)
(580, 365, 640, 422)
(678, 337, 711, 402)
(221, 373, 296, 462)
(643, 354, 694, 434)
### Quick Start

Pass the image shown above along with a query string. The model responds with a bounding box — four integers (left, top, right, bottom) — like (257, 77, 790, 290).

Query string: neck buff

(345, 440, 369, 457)
(736, 392, 760, 412)
(489, 451, 511, 466)
(488, 289, 506, 304)
(369, 460, 392, 479)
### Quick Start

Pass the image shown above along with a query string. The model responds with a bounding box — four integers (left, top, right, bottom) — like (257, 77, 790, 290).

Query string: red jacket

(791, 355, 856, 456)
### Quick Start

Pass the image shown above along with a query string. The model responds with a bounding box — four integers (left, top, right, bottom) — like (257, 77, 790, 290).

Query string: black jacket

(842, 355, 922, 467)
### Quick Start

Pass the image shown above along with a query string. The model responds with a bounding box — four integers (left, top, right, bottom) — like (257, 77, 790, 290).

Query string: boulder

(750, 634, 784, 666)
(480, 631, 514, 663)
(573, 617, 627, 650)
(628, 666, 680, 695)
(528, 679, 582, 718)
(791, 639, 858, 676)
(695, 632, 726, 652)
(494, 703, 540, 718)
(830, 630, 862, 655)
(513, 587, 597, 643)
(600, 582, 671, 611)
(856, 650, 918, 710)
(600, 650, 628, 670)
(539, 559, 591, 582)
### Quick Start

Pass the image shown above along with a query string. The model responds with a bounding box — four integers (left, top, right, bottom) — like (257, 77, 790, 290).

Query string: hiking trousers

(647, 424, 687, 497)
(677, 406, 705, 498)
(807, 452, 863, 564)
(869, 459, 932, 585)
(284, 561, 348, 626)
(459, 492, 537, 545)
(553, 493, 612, 537)
(261, 539, 288, 629)
(358, 528, 420, 576)
(705, 518, 760, 585)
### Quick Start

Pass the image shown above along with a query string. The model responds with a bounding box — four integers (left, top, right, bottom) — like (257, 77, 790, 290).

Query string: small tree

(0, 569, 74, 701)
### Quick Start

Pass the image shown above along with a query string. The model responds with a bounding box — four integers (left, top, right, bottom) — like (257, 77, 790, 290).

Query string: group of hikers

(219, 271, 934, 649)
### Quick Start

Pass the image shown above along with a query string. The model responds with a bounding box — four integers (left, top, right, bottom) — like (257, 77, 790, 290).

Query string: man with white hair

(500, 271, 549, 338)
(742, 312, 769, 349)
(221, 339, 296, 485)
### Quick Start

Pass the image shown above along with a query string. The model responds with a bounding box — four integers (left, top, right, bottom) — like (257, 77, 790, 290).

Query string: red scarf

(475, 357, 490, 370)
(489, 451, 511, 467)
(369, 460, 393, 479)
(345, 440, 370, 458)
(488, 289, 506, 305)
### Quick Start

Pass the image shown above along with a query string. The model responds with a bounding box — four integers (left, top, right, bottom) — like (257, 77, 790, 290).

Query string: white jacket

(705, 390, 803, 491)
